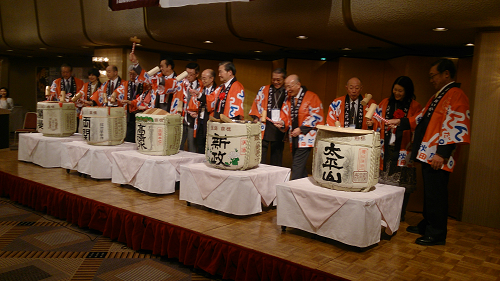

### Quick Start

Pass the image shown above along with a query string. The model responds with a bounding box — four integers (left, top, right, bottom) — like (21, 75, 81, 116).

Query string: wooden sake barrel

(36, 101, 76, 137)
(206, 120, 261, 170)
(135, 109, 182, 155)
(312, 125, 381, 192)
(81, 107, 126, 145)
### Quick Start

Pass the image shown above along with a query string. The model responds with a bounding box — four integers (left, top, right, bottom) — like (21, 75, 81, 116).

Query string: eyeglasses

(285, 82, 298, 89)
(429, 72, 440, 80)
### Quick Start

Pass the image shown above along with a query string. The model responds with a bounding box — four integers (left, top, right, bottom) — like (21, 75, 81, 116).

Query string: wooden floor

(1, 149, 500, 281)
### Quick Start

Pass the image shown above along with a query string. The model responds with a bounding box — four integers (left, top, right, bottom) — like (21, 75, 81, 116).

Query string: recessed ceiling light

(341, 47, 352, 51)
(254, 50, 262, 53)
(203, 40, 213, 44)
(187, 52, 194, 55)
(296, 35, 308, 40)
(39, 47, 47, 50)
(57, 55, 63, 58)
(465, 43, 474, 47)
(81, 46, 89, 48)
(6, 49, 13, 52)
(433, 27, 448, 32)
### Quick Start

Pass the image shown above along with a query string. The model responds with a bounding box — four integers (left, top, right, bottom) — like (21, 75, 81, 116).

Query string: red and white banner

(108, 0, 159, 11)
(109, 0, 250, 11)
(159, 0, 250, 8)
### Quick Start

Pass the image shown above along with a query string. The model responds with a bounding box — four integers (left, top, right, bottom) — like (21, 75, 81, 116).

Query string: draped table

(180, 163, 291, 215)
(60, 141, 137, 179)
(18, 133, 84, 168)
(276, 177, 404, 248)
(111, 150, 206, 194)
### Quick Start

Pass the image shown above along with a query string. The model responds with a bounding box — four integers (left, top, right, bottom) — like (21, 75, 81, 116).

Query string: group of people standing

(47, 57, 470, 246)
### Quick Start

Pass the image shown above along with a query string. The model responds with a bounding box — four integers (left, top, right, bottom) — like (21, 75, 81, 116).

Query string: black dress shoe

(406, 225, 422, 234)
(415, 236, 446, 246)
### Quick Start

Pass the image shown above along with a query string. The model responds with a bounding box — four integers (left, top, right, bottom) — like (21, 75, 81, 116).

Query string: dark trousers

(291, 147, 311, 180)
(261, 140, 285, 166)
(180, 124, 196, 152)
(417, 162, 450, 240)
(125, 112, 136, 143)
(196, 120, 207, 154)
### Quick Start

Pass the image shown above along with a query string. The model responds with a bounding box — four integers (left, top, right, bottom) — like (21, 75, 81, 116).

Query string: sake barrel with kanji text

(81, 107, 126, 145)
(312, 125, 381, 192)
(206, 120, 261, 170)
(36, 101, 77, 137)
(135, 109, 182, 155)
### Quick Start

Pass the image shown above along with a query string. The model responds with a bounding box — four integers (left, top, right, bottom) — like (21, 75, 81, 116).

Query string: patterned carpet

(0, 198, 221, 281)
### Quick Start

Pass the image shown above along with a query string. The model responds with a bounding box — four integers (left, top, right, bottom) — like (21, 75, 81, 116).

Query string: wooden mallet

(129, 36, 141, 54)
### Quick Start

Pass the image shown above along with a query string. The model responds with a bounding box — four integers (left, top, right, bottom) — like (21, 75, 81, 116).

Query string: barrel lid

(317, 125, 373, 135)
(143, 108, 169, 115)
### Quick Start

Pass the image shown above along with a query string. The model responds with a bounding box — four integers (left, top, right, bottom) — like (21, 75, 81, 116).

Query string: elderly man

(207, 61, 244, 120)
(48, 63, 84, 102)
(188, 69, 217, 153)
(171, 62, 203, 152)
(90, 65, 126, 107)
(388, 59, 471, 246)
(249, 68, 287, 166)
(278, 74, 324, 180)
(327, 77, 375, 129)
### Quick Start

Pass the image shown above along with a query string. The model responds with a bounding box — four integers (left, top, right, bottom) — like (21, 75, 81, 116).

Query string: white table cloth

(276, 177, 404, 248)
(180, 163, 291, 215)
(18, 133, 84, 168)
(60, 141, 137, 179)
(111, 150, 206, 194)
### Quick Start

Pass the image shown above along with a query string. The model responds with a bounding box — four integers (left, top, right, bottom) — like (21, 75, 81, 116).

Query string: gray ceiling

(1, 0, 499, 61)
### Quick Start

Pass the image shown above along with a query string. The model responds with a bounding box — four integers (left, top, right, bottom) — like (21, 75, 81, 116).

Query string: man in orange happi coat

(327, 77, 375, 129)
(249, 68, 287, 166)
(278, 74, 324, 180)
(206, 61, 244, 120)
(388, 59, 471, 246)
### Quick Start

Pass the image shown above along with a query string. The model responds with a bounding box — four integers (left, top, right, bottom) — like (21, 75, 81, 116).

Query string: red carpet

(0, 171, 347, 281)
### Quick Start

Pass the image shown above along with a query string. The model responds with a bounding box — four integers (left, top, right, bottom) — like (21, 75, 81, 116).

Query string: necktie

(65, 80, 70, 92)
(109, 81, 114, 93)
(350, 101, 355, 125)
(131, 82, 135, 98)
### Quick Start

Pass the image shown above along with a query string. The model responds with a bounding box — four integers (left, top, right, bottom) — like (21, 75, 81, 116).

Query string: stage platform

(2, 149, 500, 280)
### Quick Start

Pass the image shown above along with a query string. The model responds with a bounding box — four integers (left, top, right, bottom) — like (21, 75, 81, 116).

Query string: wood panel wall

(462, 31, 500, 228)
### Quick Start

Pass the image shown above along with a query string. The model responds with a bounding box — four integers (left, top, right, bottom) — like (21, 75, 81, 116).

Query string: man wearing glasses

(171, 63, 203, 152)
(277, 74, 324, 180)
(388, 59, 471, 246)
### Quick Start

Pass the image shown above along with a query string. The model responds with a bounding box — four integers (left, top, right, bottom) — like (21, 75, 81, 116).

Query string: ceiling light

(39, 47, 47, 50)
(81, 46, 89, 49)
(57, 55, 63, 58)
(6, 49, 13, 52)
(433, 27, 448, 32)
(203, 40, 213, 44)
(296, 36, 308, 40)
(465, 43, 474, 47)
(320, 58, 326, 61)
(254, 50, 262, 53)
(187, 52, 194, 55)
(341, 47, 352, 51)
(92, 56, 109, 62)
